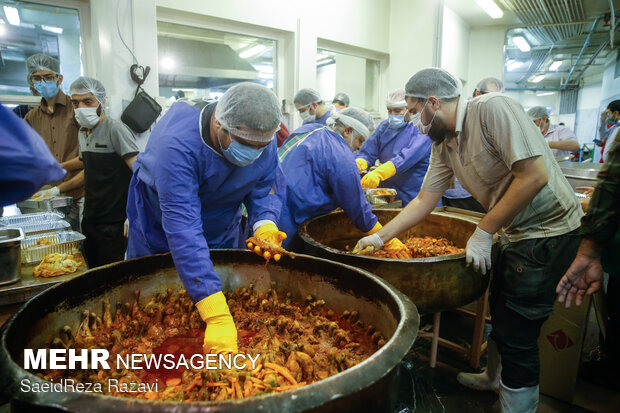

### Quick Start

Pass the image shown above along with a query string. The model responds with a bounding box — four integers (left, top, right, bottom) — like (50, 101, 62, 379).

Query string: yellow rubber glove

(361, 161, 396, 189)
(366, 221, 382, 235)
(196, 291, 238, 354)
(355, 158, 368, 174)
(249, 223, 287, 258)
(384, 238, 412, 259)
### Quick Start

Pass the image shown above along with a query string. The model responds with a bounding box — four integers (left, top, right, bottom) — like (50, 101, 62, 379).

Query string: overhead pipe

(562, 11, 620, 89)
(506, 87, 572, 91)
(572, 38, 610, 84)
(573, 18, 620, 84)
(561, 16, 601, 89)
(610, 0, 616, 47)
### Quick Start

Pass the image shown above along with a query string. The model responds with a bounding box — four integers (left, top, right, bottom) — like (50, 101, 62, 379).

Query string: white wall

(83, 0, 159, 150)
(467, 26, 505, 96)
(441, 6, 470, 85)
(601, 49, 620, 103)
(86, 0, 585, 143)
(387, 0, 437, 94)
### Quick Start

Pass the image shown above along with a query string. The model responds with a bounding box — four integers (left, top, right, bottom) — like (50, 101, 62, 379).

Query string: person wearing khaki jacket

(24, 54, 84, 229)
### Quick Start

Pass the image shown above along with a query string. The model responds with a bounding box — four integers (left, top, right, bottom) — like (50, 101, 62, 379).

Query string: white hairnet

(405, 67, 463, 100)
(385, 89, 407, 108)
(214, 82, 281, 142)
(26, 54, 60, 85)
(476, 77, 504, 93)
(329, 107, 375, 139)
(527, 106, 549, 120)
(293, 88, 322, 106)
(70, 76, 107, 104)
(332, 92, 350, 106)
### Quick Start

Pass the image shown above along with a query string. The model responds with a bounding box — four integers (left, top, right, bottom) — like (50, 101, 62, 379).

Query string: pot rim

(0, 250, 419, 412)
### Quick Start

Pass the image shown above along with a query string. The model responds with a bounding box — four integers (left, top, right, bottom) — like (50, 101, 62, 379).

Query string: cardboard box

(539, 295, 592, 403)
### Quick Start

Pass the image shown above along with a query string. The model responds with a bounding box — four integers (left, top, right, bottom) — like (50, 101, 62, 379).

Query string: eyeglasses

(31, 74, 58, 82)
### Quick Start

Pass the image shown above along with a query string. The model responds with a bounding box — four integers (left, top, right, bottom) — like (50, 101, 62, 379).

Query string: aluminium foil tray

(0, 212, 64, 227)
(21, 231, 85, 264)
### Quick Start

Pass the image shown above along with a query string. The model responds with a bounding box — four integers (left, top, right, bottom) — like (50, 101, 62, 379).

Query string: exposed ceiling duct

(518, 48, 553, 83)
(499, 0, 587, 43)
(502, 0, 619, 90)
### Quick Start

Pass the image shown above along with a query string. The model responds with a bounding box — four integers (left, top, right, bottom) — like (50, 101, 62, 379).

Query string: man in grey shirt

(61, 77, 139, 268)
(354, 68, 583, 413)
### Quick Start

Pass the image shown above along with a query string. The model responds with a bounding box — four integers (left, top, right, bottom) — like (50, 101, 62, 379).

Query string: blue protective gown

(278, 125, 377, 248)
(126, 102, 281, 303)
(357, 120, 432, 205)
(0, 103, 65, 207)
(303, 109, 331, 126)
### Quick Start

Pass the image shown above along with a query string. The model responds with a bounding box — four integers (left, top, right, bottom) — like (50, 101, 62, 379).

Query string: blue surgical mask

(33, 80, 59, 100)
(218, 132, 267, 167)
(606, 113, 616, 125)
(388, 114, 406, 129)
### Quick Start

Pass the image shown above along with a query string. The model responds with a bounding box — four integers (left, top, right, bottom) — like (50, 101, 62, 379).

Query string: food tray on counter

(0, 211, 64, 227)
(21, 231, 85, 264)
(364, 188, 397, 205)
(5, 220, 71, 235)
(17, 196, 73, 211)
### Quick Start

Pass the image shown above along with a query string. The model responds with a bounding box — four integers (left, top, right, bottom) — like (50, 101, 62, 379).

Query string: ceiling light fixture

(531, 74, 545, 83)
(473, 0, 503, 19)
(160, 57, 175, 70)
(3, 6, 20, 26)
(252, 64, 273, 74)
(513, 36, 531, 52)
(536, 91, 554, 96)
(41, 25, 63, 34)
(239, 44, 267, 59)
(507, 60, 523, 71)
(549, 61, 562, 71)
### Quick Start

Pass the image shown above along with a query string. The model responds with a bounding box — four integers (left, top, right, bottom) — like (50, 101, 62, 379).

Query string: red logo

(546, 329, 574, 351)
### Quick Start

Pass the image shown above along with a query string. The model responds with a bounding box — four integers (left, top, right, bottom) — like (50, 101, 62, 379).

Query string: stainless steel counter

(0, 255, 87, 306)
(558, 161, 603, 190)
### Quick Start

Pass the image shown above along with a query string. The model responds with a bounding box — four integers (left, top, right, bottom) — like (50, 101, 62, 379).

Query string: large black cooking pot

(0, 250, 418, 413)
(299, 209, 490, 313)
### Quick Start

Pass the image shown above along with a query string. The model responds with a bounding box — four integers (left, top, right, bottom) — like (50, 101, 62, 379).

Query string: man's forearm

(478, 157, 548, 234)
(549, 140, 579, 151)
(57, 170, 84, 193)
(61, 156, 84, 172)
(577, 238, 602, 258)
(125, 155, 137, 171)
(377, 190, 442, 242)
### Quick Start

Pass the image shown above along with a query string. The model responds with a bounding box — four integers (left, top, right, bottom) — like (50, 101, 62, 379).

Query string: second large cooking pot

(299, 209, 490, 313)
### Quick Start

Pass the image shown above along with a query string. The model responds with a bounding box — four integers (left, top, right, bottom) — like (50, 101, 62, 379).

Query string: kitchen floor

(398, 313, 620, 413)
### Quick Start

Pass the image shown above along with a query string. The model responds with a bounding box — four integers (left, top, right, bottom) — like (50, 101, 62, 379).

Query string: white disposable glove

(352, 233, 384, 254)
(123, 218, 129, 237)
(466, 226, 493, 274)
(33, 186, 60, 200)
